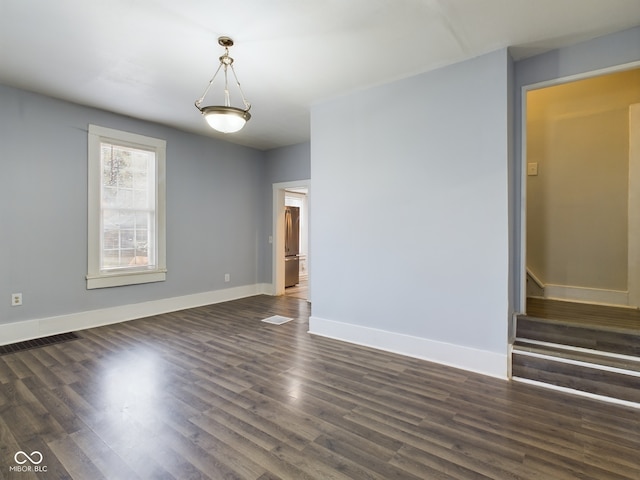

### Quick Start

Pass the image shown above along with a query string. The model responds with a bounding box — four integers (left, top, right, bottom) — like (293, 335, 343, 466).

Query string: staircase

(512, 301, 640, 406)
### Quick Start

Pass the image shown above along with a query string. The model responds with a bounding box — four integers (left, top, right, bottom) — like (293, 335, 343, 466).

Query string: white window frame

(87, 125, 166, 289)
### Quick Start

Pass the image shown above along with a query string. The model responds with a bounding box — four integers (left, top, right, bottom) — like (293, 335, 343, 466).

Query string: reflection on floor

(285, 276, 308, 301)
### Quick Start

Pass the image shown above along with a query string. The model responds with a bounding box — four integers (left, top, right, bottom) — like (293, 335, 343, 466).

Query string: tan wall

(527, 68, 640, 293)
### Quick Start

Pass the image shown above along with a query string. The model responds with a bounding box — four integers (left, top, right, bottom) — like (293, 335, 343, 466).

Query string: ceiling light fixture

(195, 36, 251, 133)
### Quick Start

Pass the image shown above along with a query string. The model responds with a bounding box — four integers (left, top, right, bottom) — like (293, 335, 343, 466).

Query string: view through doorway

(511, 63, 640, 400)
(272, 180, 310, 302)
(521, 65, 640, 323)
(284, 188, 309, 301)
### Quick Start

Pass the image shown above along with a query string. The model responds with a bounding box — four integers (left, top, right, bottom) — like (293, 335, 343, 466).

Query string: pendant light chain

(195, 43, 249, 110)
(229, 63, 251, 111)
(223, 64, 230, 107)
(194, 36, 252, 133)
(195, 62, 223, 108)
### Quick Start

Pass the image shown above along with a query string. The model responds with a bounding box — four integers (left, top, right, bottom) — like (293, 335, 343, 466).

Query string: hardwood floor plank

(512, 353, 640, 403)
(17, 351, 69, 390)
(152, 421, 255, 480)
(355, 403, 541, 480)
(583, 444, 640, 479)
(3, 354, 35, 380)
(204, 394, 308, 454)
(581, 409, 640, 446)
(136, 435, 212, 480)
(84, 417, 177, 480)
(0, 359, 18, 385)
(69, 428, 143, 480)
(238, 388, 328, 443)
(54, 383, 106, 432)
(393, 444, 495, 480)
(522, 450, 635, 480)
(292, 391, 408, 454)
(388, 450, 462, 480)
(2, 384, 65, 444)
(269, 442, 357, 480)
(23, 384, 85, 436)
(284, 366, 427, 426)
(516, 316, 640, 355)
(527, 297, 640, 330)
(187, 412, 300, 480)
(304, 437, 420, 480)
(201, 404, 284, 452)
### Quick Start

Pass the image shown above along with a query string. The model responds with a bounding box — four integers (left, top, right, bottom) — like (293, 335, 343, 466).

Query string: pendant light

(195, 36, 251, 133)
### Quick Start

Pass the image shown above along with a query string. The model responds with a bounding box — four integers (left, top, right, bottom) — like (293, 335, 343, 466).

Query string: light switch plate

(527, 162, 538, 176)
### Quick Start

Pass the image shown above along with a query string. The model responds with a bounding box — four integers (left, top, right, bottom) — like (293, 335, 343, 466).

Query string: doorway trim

(272, 179, 310, 296)
(629, 103, 640, 307)
(518, 60, 640, 313)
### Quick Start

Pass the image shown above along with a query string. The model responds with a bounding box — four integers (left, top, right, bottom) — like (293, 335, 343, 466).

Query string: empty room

(1, 1, 640, 478)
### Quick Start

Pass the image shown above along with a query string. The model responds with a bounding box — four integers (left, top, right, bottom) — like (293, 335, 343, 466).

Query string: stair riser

(512, 352, 640, 404)
(517, 318, 640, 357)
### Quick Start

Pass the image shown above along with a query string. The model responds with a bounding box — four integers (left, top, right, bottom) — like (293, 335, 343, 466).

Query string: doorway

(520, 65, 640, 319)
(284, 188, 309, 300)
(272, 180, 310, 301)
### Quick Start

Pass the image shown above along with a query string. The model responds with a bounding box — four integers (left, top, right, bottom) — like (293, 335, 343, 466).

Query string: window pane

(102, 250, 121, 269)
(134, 189, 148, 209)
(135, 212, 149, 229)
(103, 230, 119, 250)
(99, 141, 156, 272)
(120, 229, 135, 249)
(103, 186, 117, 206)
(120, 249, 136, 265)
(116, 189, 133, 208)
(132, 152, 148, 171)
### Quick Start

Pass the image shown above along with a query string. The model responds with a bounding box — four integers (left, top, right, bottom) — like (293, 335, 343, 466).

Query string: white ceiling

(1, 1, 639, 150)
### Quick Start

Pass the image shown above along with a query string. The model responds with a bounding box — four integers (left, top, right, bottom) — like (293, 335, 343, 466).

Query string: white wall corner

(0, 283, 270, 346)
(308, 316, 508, 379)
(257, 282, 276, 295)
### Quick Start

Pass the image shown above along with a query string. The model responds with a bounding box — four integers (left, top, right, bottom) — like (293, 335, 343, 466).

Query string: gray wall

(260, 143, 311, 282)
(0, 84, 265, 324)
(310, 50, 512, 360)
(513, 26, 640, 311)
(264, 143, 311, 184)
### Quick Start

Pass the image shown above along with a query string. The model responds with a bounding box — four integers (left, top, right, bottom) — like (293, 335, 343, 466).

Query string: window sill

(86, 269, 167, 289)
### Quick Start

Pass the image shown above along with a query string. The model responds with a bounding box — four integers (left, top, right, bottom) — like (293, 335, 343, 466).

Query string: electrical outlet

(12, 293, 22, 306)
(224, 273, 230, 282)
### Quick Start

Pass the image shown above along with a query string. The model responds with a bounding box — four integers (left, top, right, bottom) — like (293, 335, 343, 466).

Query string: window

(87, 125, 166, 289)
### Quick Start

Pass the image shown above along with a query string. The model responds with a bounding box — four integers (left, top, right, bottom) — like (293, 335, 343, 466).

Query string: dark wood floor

(284, 276, 308, 301)
(527, 297, 640, 331)
(1, 295, 639, 479)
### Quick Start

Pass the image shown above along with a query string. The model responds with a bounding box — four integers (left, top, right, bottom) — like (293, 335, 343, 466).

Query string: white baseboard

(0, 283, 272, 346)
(544, 284, 629, 307)
(308, 316, 508, 379)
